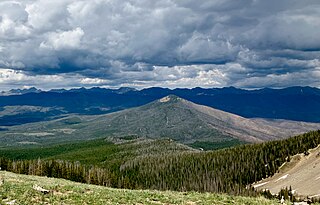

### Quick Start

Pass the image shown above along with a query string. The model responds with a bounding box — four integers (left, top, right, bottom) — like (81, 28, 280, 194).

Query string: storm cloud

(0, 0, 319, 89)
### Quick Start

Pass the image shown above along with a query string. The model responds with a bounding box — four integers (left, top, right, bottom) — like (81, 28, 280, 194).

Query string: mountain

(84, 95, 320, 143)
(1, 95, 320, 147)
(0, 105, 66, 126)
(0, 86, 320, 126)
(254, 144, 320, 197)
(0, 87, 41, 96)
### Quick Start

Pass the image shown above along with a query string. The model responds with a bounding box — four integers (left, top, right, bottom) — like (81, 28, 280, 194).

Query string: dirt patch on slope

(253, 145, 320, 197)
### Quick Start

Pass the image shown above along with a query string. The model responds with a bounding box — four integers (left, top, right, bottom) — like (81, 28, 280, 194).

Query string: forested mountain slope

(1, 131, 320, 197)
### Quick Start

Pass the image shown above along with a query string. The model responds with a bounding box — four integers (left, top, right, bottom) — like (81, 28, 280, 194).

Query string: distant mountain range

(0, 86, 319, 126)
(0, 87, 41, 96)
(1, 95, 320, 147)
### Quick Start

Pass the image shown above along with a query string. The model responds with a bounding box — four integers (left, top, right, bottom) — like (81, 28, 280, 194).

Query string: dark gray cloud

(0, 0, 319, 90)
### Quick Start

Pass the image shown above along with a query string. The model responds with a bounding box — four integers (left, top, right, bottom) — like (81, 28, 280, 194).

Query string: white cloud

(177, 32, 242, 62)
(233, 70, 320, 89)
(80, 77, 109, 85)
(25, 0, 71, 32)
(0, 0, 319, 89)
(0, 68, 111, 91)
(40, 27, 84, 50)
(0, 1, 31, 40)
(241, 4, 320, 50)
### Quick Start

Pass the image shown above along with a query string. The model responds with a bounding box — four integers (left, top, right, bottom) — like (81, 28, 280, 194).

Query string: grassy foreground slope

(0, 171, 286, 205)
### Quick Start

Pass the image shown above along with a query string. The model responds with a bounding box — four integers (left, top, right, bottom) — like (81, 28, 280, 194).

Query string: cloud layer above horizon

(0, 0, 320, 90)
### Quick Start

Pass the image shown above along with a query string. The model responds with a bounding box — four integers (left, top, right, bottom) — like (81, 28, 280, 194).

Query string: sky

(0, 0, 320, 90)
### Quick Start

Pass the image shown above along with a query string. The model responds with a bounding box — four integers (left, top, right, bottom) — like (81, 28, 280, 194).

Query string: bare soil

(253, 145, 320, 197)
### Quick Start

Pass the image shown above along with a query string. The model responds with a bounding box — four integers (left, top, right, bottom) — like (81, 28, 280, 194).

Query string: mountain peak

(159, 95, 182, 103)
(0, 87, 41, 96)
(115, 87, 137, 94)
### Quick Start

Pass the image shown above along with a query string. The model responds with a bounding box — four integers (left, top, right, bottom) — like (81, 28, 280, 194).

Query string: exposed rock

(33, 184, 50, 194)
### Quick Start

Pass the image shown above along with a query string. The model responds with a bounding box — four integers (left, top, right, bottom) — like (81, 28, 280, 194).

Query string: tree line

(0, 130, 319, 196)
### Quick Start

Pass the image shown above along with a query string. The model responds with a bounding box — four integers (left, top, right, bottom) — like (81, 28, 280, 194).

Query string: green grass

(0, 171, 289, 205)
